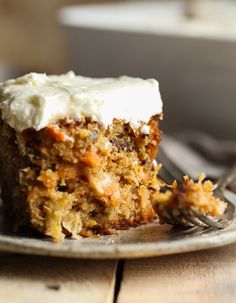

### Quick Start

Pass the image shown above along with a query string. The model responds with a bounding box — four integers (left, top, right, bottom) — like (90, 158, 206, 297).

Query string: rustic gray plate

(1, 191, 236, 259)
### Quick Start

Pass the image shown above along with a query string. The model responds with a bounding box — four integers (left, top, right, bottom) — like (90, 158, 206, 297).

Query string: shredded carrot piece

(47, 127, 65, 141)
(80, 149, 101, 167)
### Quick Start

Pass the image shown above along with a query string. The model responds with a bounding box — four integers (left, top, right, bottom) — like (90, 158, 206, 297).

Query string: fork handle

(215, 164, 236, 191)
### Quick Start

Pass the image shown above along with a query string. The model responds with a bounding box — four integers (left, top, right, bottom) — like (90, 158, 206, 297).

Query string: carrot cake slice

(0, 72, 163, 242)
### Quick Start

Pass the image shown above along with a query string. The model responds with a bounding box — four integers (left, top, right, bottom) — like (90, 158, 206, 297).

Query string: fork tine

(190, 208, 227, 229)
(165, 207, 192, 227)
(158, 209, 175, 225)
(161, 207, 180, 226)
(179, 208, 204, 227)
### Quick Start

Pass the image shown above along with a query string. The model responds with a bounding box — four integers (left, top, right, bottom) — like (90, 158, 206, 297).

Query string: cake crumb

(155, 174, 227, 222)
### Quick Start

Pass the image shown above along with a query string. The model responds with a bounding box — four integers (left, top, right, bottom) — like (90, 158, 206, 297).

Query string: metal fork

(157, 147, 236, 229)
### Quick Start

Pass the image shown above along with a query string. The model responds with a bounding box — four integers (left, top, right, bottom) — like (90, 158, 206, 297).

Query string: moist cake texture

(155, 174, 227, 223)
(0, 72, 163, 242)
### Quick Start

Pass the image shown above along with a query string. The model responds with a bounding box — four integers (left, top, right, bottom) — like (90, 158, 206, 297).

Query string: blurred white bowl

(59, 1, 236, 139)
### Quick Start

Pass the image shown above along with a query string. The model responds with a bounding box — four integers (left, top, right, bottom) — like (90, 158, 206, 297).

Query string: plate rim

(1, 223, 236, 259)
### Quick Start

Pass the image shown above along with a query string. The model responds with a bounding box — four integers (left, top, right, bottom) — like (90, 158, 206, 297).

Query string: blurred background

(0, 0, 236, 139)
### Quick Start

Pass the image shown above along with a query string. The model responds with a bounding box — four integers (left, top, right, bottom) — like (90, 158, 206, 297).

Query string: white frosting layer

(0, 72, 163, 132)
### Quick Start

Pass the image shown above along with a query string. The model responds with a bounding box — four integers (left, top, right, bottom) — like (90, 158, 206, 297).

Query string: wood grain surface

(0, 255, 117, 303)
(118, 243, 236, 303)
(1, 243, 236, 302)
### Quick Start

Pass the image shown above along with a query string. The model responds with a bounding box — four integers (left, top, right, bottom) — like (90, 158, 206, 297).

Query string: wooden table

(1, 243, 236, 303)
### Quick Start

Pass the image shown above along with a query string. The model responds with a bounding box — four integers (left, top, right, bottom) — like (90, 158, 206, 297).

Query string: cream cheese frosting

(0, 71, 163, 132)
